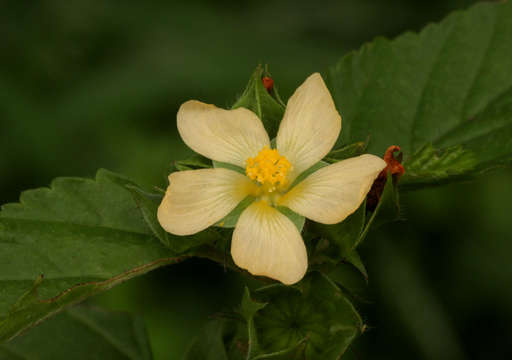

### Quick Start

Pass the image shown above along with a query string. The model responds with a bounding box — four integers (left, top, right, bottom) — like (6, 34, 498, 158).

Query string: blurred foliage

(3, 0, 511, 360)
(0, 306, 153, 359)
(0, 0, 480, 203)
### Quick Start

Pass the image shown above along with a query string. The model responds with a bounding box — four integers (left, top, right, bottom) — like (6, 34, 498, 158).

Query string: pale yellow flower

(157, 73, 386, 285)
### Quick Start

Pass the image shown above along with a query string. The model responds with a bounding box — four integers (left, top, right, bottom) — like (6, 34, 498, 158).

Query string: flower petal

(276, 73, 341, 180)
(279, 154, 386, 224)
(231, 201, 307, 285)
(158, 168, 256, 236)
(177, 100, 270, 167)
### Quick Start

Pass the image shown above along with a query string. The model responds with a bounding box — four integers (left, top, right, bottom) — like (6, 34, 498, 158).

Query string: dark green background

(2, 0, 510, 359)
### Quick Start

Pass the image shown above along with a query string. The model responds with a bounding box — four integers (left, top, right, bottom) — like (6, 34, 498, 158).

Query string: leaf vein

(66, 308, 139, 360)
(409, 21, 457, 151)
(459, 10, 498, 121)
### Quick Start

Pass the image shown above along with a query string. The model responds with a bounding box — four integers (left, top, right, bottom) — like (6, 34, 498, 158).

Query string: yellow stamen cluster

(246, 147, 291, 191)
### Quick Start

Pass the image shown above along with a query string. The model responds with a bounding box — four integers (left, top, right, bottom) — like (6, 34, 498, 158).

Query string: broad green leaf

(231, 65, 286, 139)
(0, 169, 193, 342)
(124, 185, 172, 247)
(0, 305, 152, 360)
(327, 1, 512, 186)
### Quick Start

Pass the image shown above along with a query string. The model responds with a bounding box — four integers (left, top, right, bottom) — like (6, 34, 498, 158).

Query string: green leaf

(101, 170, 220, 253)
(327, 1, 512, 186)
(401, 143, 476, 189)
(327, 262, 370, 303)
(254, 273, 363, 360)
(232, 65, 286, 139)
(184, 320, 230, 360)
(0, 169, 190, 342)
(0, 305, 152, 359)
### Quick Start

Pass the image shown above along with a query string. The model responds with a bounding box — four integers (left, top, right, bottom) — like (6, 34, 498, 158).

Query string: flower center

(246, 147, 291, 192)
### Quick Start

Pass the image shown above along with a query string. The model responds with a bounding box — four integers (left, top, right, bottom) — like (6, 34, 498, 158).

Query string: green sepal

(240, 287, 267, 360)
(327, 262, 370, 303)
(215, 197, 255, 229)
(344, 250, 368, 280)
(288, 161, 329, 190)
(253, 273, 363, 360)
(241, 287, 267, 321)
(276, 206, 305, 233)
(213, 160, 246, 175)
(361, 172, 400, 234)
(175, 154, 213, 171)
(185, 275, 363, 360)
(251, 338, 308, 360)
(231, 65, 285, 139)
(324, 140, 369, 163)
